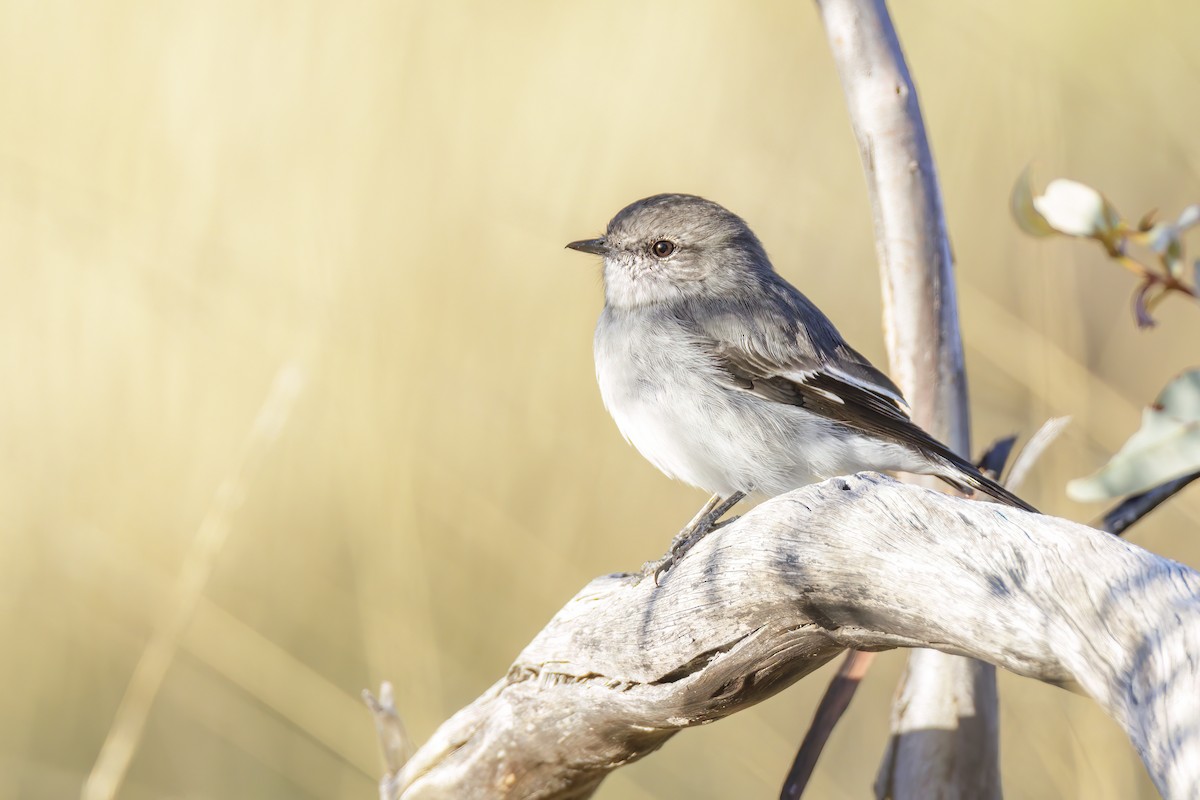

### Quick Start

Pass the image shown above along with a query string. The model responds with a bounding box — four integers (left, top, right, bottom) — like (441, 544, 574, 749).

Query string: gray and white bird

(567, 194, 1033, 569)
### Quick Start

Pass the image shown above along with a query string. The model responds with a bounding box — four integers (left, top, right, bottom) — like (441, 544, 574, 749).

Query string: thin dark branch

(1103, 470, 1200, 537)
(977, 436, 1017, 481)
(779, 650, 876, 800)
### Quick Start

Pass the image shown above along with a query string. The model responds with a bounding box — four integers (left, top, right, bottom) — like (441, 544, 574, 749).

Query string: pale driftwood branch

(813, 1, 997, 795)
(391, 474, 1200, 799)
(782, 423, 1062, 800)
(814, 0, 966, 441)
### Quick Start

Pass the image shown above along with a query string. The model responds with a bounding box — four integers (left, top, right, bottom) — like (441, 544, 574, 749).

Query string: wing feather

(709, 341, 1036, 512)
(676, 280, 1034, 511)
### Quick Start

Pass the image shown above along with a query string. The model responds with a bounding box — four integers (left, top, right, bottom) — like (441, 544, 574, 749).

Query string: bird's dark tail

(936, 457, 1037, 513)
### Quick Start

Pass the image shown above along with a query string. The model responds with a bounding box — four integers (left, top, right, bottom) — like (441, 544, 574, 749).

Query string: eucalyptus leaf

(1177, 204, 1200, 233)
(1033, 179, 1120, 239)
(1068, 370, 1200, 501)
(1010, 167, 1056, 236)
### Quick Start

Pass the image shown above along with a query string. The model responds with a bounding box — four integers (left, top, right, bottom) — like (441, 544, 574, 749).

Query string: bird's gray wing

(684, 289, 914, 435)
(700, 333, 1036, 512)
(685, 279, 908, 408)
(678, 283, 1034, 510)
(707, 337, 950, 463)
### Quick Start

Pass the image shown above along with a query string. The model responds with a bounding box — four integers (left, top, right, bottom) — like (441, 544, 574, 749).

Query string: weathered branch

(392, 474, 1200, 799)
(814, 1, 996, 795)
(782, 420, 1069, 799)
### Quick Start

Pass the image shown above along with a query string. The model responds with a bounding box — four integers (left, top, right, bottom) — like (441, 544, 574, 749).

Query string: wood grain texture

(390, 474, 1200, 799)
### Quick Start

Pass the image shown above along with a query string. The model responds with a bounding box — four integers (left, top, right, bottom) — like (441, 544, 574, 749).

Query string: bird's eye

(651, 240, 675, 258)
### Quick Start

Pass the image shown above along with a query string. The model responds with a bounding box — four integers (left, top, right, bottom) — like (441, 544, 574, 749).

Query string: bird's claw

(642, 513, 742, 586)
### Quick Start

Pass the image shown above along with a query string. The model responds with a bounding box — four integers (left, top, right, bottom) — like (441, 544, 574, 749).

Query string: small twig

(1123, 254, 1200, 300)
(1115, 252, 1154, 280)
(1117, 253, 1197, 329)
(364, 682, 413, 800)
(1005, 416, 1071, 494)
(1102, 470, 1200, 537)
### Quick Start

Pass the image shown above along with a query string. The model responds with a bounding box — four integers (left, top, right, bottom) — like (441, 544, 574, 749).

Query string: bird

(566, 193, 1034, 575)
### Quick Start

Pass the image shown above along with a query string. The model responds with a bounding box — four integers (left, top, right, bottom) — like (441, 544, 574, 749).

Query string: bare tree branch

(391, 474, 1200, 800)
(813, 1, 1000, 796)
(814, 0, 966, 443)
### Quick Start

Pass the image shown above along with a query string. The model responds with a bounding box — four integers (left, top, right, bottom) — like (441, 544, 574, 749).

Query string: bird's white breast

(594, 309, 802, 496)
(592, 307, 920, 497)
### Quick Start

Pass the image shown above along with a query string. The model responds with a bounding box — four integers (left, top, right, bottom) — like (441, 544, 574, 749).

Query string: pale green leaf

(1010, 166, 1056, 237)
(1068, 370, 1200, 501)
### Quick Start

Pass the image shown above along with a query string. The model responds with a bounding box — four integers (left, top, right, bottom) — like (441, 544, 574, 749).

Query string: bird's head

(566, 194, 774, 309)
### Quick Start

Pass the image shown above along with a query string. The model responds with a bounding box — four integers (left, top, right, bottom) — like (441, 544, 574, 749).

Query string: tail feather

(936, 458, 1037, 513)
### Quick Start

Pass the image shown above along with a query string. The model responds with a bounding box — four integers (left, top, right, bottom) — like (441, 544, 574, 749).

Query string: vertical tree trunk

(813, 2, 1001, 797)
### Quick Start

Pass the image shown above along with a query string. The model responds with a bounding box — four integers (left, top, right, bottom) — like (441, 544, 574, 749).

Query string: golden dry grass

(2, 1, 1199, 797)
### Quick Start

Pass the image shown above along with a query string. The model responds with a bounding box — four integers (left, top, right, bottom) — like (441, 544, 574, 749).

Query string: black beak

(565, 237, 610, 256)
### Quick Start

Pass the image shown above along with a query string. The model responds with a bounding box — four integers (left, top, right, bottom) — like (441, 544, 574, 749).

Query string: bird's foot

(643, 492, 746, 585)
(643, 517, 714, 585)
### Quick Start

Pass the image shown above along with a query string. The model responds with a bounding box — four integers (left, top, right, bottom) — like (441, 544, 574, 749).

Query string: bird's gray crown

(572, 194, 774, 309)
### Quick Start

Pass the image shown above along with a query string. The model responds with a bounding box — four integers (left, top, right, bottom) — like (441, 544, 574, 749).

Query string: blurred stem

(1116, 252, 1154, 280)
(82, 363, 306, 800)
(1118, 252, 1196, 297)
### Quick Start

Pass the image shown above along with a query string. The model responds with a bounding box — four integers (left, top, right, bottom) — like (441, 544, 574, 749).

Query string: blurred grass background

(2, 0, 1199, 797)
